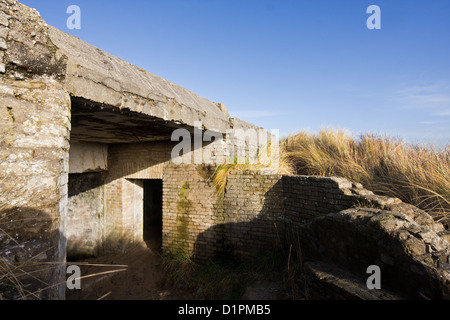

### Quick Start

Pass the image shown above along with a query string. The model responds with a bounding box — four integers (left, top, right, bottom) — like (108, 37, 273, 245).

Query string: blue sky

(21, 0, 450, 146)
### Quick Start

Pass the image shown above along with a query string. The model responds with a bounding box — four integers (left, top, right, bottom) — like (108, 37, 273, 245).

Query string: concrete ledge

(304, 261, 406, 300)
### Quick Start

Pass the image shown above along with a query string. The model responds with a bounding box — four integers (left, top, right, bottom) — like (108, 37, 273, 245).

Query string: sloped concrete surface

(47, 25, 231, 133)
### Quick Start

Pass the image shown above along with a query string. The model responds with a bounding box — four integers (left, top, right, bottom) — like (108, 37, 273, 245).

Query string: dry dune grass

(281, 129, 449, 225)
(212, 143, 295, 199)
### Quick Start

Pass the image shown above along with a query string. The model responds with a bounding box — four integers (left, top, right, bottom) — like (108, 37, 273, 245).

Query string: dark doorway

(143, 180, 163, 250)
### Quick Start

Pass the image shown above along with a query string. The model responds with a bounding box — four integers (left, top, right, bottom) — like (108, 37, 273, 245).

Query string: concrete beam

(47, 26, 231, 134)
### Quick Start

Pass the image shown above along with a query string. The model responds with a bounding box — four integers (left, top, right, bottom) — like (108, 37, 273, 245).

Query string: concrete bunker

(1, 0, 449, 300)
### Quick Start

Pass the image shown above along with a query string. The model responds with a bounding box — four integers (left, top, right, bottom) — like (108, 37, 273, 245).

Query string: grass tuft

(281, 129, 450, 226)
(211, 143, 295, 199)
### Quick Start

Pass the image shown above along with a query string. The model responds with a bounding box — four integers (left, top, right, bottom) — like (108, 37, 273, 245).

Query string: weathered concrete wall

(0, 2, 9, 73)
(67, 172, 104, 259)
(0, 2, 67, 80)
(0, 79, 70, 298)
(69, 143, 108, 173)
(0, 0, 71, 299)
(0, 79, 70, 299)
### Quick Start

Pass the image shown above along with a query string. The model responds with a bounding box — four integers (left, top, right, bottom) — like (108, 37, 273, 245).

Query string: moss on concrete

(176, 180, 191, 253)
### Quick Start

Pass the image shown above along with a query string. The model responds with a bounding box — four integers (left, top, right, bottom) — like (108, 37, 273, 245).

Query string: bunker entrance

(143, 179, 163, 249)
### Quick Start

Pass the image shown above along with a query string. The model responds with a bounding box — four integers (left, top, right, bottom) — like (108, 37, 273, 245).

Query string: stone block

(0, 27, 6, 40)
(0, 11, 9, 26)
(0, 37, 6, 50)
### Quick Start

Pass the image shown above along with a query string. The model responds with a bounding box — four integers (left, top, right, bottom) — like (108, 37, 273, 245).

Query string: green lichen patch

(176, 180, 191, 253)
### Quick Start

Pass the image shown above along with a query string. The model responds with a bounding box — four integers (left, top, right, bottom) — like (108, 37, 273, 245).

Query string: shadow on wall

(192, 179, 450, 300)
(193, 179, 285, 262)
(193, 220, 283, 263)
(66, 230, 145, 262)
(67, 173, 164, 260)
(68, 172, 105, 198)
(0, 206, 66, 300)
(67, 171, 105, 260)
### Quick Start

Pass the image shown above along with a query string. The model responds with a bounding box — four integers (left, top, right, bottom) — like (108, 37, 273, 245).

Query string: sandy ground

(66, 241, 175, 300)
(66, 235, 285, 301)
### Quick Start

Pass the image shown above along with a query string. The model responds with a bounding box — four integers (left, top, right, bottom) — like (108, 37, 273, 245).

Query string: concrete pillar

(0, 79, 71, 300)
